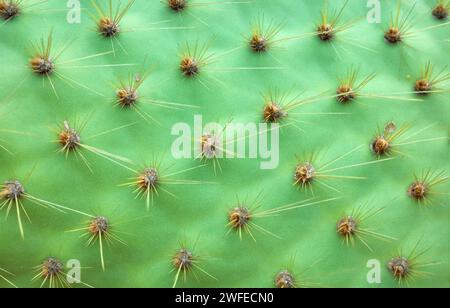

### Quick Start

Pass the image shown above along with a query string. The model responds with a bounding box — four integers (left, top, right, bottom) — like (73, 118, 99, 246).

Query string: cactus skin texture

(0, 0, 449, 288)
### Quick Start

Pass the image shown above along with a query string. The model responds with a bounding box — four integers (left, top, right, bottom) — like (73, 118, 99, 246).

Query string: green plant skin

(0, 0, 448, 288)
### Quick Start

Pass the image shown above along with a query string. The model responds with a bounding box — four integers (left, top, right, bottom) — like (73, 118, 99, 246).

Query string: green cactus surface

(0, 0, 449, 288)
